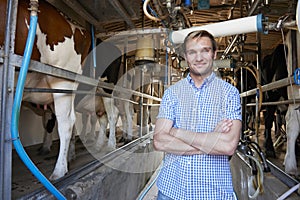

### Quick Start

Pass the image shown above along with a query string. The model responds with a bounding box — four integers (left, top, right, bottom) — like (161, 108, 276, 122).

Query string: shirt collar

(186, 72, 216, 89)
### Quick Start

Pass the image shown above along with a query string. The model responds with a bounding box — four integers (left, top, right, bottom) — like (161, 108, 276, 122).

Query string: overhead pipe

(10, 0, 65, 199)
(169, 14, 266, 44)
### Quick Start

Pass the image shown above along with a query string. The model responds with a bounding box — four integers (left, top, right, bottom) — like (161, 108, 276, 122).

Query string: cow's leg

(95, 113, 108, 151)
(118, 101, 133, 141)
(263, 105, 276, 158)
(103, 97, 119, 149)
(89, 112, 98, 140)
(284, 104, 300, 175)
(39, 110, 55, 155)
(79, 112, 89, 143)
(39, 131, 52, 155)
(125, 101, 134, 140)
(142, 105, 150, 134)
(81, 112, 99, 146)
(68, 125, 77, 162)
(49, 92, 75, 180)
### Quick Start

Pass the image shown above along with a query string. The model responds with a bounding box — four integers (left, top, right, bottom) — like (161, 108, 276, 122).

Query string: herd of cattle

(1, 0, 300, 182)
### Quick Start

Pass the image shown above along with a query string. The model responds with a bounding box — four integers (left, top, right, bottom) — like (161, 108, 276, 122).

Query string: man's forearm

(153, 131, 201, 155)
(171, 120, 241, 155)
(172, 129, 223, 154)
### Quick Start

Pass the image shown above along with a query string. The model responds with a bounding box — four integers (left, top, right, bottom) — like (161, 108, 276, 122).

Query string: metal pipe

(277, 183, 300, 200)
(1, 0, 17, 198)
(139, 66, 145, 137)
(9, 53, 162, 102)
(247, 0, 262, 17)
(246, 98, 300, 106)
(255, 31, 262, 144)
(240, 76, 295, 97)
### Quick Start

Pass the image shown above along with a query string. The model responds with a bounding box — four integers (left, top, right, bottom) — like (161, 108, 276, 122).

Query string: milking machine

(237, 129, 270, 199)
(10, 0, 66, 199)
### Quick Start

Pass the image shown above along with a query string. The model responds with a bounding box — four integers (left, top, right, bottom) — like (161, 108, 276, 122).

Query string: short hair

(183, 30, 217, 53)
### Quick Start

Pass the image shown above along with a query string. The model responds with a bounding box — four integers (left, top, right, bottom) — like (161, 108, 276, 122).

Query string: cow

(235, 64, 259, 133)
(261, 44, 288, 158)
(284, 104, 300, 176)
(283, 30, 300, 176)
(116, 62, 163, 136)
(74, 40, 126, 150)
(35, 39, 129, 157)
(0, 0, 91, 180)
(235, 44, 288, 158)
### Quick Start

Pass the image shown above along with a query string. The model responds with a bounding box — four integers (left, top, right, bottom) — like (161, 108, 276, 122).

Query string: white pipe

(143, 0, 160, 22)
(169, 14, 265, 44)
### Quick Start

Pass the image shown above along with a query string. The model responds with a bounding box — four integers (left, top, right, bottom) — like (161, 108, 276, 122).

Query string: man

(153, 30, 242, 199)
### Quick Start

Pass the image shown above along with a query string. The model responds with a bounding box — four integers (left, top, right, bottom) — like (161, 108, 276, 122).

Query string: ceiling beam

(108, 0, 136, 29)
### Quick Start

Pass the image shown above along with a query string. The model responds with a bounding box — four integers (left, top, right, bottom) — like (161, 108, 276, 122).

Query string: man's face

(184, 36, 216, 78)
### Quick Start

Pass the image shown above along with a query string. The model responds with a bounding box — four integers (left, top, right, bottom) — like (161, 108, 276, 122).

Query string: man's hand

(214, 119, 233, 133)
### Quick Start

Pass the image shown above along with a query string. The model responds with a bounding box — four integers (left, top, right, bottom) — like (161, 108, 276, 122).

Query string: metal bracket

(294, 68, 300, 85)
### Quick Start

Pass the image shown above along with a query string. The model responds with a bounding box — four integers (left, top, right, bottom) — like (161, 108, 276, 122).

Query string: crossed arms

(153, 118, 242, 156)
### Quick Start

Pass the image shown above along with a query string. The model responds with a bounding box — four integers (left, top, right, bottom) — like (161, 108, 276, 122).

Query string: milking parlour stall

(0, 0, 300, 200)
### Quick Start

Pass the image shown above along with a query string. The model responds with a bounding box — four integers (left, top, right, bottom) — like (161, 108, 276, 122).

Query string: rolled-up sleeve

(157, 89, 176, 121)
(225, 87, 242, 121)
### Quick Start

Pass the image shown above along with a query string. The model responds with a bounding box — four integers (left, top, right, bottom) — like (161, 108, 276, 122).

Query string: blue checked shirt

(156, 72, 242, 200)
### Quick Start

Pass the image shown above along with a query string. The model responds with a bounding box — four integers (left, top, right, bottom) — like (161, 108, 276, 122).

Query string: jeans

(156, 191, 174, 200)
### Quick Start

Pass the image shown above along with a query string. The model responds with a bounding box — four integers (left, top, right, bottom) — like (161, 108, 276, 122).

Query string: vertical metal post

(90, 24, 96, 78)
(1, 0, 18, 199)
(240, 68, 246, 139)
(255, 31, 262, 144)
(139, 65, 145, 137)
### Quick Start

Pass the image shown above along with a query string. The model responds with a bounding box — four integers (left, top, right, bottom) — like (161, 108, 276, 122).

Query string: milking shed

(1, 0, 300, 199)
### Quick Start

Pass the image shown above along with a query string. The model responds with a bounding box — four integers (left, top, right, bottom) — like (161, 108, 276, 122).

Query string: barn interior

(1, 0, 300, 199)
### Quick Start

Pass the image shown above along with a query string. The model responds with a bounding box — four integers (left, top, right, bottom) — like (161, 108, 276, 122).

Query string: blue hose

(91, 25, 96, 69)
(185, 0, 192, 7)
(11, 13, 66, 200)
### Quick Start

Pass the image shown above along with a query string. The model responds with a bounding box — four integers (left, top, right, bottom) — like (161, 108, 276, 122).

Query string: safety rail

(0, 49, 162, 103)
(240, 75, 295, 98)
